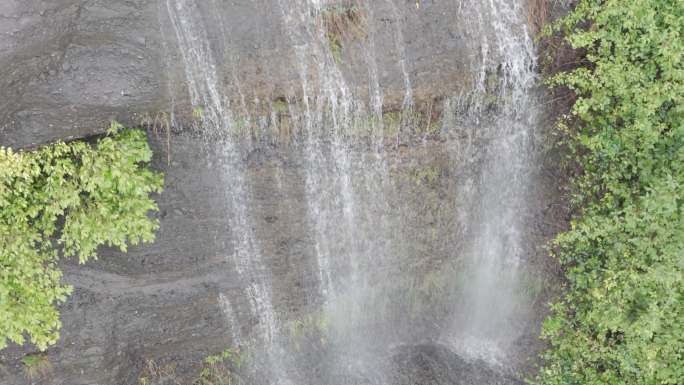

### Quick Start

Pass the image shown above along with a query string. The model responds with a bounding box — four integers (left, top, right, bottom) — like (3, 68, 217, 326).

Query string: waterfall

(166, 0, 286, 381)
(276, 2, 398, 381)
(165, 0, 232, 133)
(444, 0, 539, 365)
(164, 0, 542, 383)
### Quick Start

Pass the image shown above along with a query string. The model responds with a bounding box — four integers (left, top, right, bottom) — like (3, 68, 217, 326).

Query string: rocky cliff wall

(1, 0, 473, 148)
(0, 134, 567, 385)
(0, 1, 571, 384)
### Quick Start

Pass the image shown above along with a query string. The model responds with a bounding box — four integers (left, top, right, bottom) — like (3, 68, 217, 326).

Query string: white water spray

(444, 0, 540, 366)
(166, 0, 281, 373)
(163, 0, 543, 382)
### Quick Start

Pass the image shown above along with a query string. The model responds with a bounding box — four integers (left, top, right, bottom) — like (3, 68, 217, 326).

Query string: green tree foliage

(0, 123, 163, 351)
(536, 1, 683, 384)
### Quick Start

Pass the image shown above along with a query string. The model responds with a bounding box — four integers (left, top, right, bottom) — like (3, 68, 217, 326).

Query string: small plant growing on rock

(272, 98, 289, 114)
(319, 1, 367, 64)
(140, 111, 173, 165)
(21, 354, 52, 380)
(320, 2, 365, 39)
(194, 348, 244, 385)
(192, 106, 205, 120)
(138, 359, 182, 385)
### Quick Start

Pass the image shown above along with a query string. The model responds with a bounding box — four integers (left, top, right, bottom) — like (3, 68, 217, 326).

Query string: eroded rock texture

(1, 0, 473, 148)
(0, 1, 570, 384)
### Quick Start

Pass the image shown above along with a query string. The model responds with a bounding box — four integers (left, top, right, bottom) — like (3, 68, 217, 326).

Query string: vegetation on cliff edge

(0, 123, 163, 350)
(536, 0, 683, 384)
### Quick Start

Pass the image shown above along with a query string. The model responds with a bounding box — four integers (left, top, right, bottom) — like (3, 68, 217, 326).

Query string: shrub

(0, 122, 163, 350)
(536, 1, 683, 384)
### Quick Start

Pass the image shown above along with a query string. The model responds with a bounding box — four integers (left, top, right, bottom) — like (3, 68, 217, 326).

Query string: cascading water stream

(164, 0, 543, 383)
(166, 0, 286, 381)
(443, 0, 539, 365)
(275, 2, 400, 381)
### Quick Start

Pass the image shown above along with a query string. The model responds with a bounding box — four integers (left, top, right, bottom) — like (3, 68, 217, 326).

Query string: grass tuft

(21, 354, 52, 380)
(319, 1, 367, 64)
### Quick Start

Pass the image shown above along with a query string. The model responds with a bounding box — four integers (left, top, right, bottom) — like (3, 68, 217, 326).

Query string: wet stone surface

(0, 1, 570, 384)
(0, 132, 566, 385)
(0, 0, 471, 148)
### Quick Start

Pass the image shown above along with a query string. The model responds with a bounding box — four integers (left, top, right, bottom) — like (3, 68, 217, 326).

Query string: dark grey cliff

(0, 0, 473, 148)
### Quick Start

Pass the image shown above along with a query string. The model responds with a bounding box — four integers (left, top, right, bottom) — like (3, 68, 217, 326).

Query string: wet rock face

(0, 133, 566, 385)
(390, 344, 524, 385)
(0, 1, 570, 384)
(282, 343, 527, 385)
(0, 0, 471, 148)
(0, 0, 165, 147)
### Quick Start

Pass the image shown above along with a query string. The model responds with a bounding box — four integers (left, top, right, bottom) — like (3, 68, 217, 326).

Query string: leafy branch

(0, 122, 164, 350)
